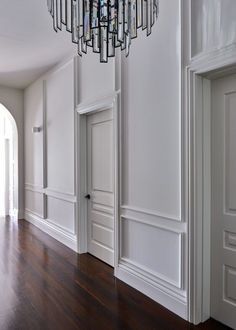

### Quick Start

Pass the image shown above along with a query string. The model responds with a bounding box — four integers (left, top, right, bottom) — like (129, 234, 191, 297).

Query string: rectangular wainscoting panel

(47, 196, 75, 235)
(120, 217, 182, 288)
(224, 265, 236, 306)
(25, 189, 44, 218)
(46, 60, 75, 196)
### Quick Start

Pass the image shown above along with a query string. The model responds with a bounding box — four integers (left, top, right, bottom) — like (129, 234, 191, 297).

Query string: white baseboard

(115, 264, 188, 320)
(24, 210, 78, 252)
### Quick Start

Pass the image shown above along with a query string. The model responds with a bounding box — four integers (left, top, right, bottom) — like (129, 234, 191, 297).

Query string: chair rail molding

(121, 205, 183, 223)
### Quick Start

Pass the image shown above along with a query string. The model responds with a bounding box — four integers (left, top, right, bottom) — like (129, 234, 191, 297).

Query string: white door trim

(76, 92, 120, 270)
(186, 45, 236, 324)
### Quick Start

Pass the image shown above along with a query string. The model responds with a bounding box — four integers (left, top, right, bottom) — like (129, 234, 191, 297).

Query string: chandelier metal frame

(47, 0, 159, 62)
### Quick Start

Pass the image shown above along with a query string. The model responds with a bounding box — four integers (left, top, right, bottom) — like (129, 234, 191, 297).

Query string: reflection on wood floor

(0, 217, 230, 330)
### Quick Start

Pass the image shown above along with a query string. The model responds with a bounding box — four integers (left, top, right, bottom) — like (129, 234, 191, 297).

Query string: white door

(211, 73, 236, 329)
(86, 109, 114, 266)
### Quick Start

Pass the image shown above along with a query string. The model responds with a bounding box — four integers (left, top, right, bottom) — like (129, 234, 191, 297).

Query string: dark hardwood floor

(0, 217, 230, 330)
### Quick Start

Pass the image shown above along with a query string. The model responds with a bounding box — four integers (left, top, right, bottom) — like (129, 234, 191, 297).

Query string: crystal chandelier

(47, 0, 159, 63)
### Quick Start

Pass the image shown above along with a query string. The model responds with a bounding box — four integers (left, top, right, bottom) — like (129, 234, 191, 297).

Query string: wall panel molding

(118, 197, 187, 318)
(25, 208, 44, 219)
(44, 188, 77, 203)
(121, 205, 186, 229)
(120, 216, 185, 290)
(25, 184, 77, 203)
(118, 257, 186, 298)
(46, 216, 75, 236)
(119, 254, 184, 291)
(190, 44, 236, 74)
(46, 195, 76, 235)
(45, 58, 75, 196)
(76, 92, 118, 115)
(24, 57, 78, 256)
(25, 184, 46, 219)
(25, 183, 44, 193)
(115, 263, 187, 320)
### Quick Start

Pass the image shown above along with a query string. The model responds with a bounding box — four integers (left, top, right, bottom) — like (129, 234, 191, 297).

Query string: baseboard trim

(24, 211, 78, 252)
(115, 264, 188, 320)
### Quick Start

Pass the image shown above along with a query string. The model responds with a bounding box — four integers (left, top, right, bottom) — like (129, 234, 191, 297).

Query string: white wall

(117, 0, 187, 319)
(22, 0, 236, 323)
(191, 0, 236, 57)
(24, 58, 77, 251)
(75, 0, 187, 319)
(24, 0, 187, 320)
(77, 52, 115, 105)
(0, 86, 24, 218)
(24, 79, 44, 189)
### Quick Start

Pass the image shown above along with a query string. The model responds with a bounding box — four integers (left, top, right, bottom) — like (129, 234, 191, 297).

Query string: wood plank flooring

(0, 218, 230, 330)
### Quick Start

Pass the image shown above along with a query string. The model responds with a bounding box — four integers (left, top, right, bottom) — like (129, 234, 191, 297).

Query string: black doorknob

(85, 194, 91, 200)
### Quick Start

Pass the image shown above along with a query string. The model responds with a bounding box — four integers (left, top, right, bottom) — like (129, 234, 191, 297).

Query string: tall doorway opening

(0, 104, 18, 218)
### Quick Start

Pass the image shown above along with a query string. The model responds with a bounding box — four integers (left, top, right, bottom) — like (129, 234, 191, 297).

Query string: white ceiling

(0, 0, 76, 89)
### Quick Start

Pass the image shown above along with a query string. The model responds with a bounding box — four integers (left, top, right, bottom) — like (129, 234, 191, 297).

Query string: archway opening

(0, 104, 18, 218)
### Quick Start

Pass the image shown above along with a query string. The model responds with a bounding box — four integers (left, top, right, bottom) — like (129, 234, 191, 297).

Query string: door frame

(76, 92, 120, 269)
(187, 47, 236, 324)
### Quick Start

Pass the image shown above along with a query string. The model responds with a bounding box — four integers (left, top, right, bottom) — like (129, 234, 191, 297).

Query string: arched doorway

(0, 104, 18, 218)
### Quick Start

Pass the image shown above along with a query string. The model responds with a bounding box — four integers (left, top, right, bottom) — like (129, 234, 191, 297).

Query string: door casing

(187, 57, 236, 324)
(76, 93, 120, 271)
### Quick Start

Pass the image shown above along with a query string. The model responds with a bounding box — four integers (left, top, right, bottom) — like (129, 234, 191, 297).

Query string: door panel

(211, 74, 236, 329)
(87, 109, 114, 266)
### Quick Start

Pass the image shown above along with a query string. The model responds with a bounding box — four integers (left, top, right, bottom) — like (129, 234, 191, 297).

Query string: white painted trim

(115, 264, 188, 320)
(44, 188, 77, 203)
(24, 57, 79, 253)
(25, 183, 44, 193)
(186, 46, 236, 324)
(76, 92, 118, 115)
(201, 78, 211, 322)
(42, 80, 47, 189)
(114, 50, 122, 271)
(73, 56, 79, 246)
(114, 2, 187, 317)
(24, 185, 76, 203)
(25, 210, 78, 252)
(25, 208, 44, 219)
(119, 257, 186, 297)
(77, 93, 119, 259)
(184, 0, 192, 63)
(191, 44, 236, 72)
(120, 212, 185, 234)
(121, 205, 182, 223)
(119, 218, 184, 289)
(46, 216, 76, 236)
(77, 112, 87, 253)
